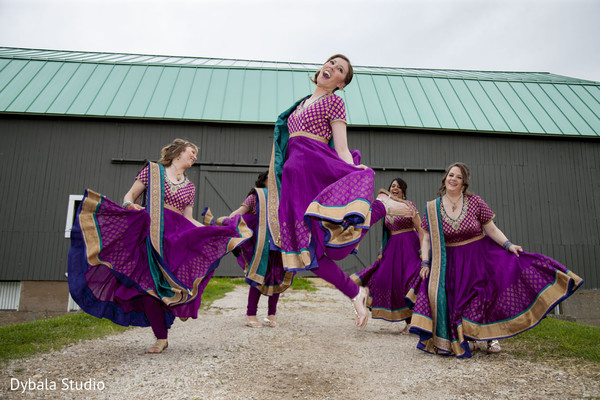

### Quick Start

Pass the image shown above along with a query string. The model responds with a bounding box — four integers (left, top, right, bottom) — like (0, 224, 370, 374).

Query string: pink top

(385, 200, 419, 231)
(241, 194, 257, 215)
(287, 94, 347, 141)
(421, 194, 495, 244)
(136, 165, 195, 214)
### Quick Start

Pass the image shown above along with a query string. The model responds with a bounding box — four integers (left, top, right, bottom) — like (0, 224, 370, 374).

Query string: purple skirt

(352, 230, 421, 322)
(68, 190, 250, 328)
(235, 213, 293, 295)
(279, 136, 375, 270)
(409, 235, 583, 357)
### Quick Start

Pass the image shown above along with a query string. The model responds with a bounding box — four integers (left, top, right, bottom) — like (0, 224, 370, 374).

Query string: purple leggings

(246, 286, 280, 316)
(142, 296, 168, 340)
(313, 200, 386, 299)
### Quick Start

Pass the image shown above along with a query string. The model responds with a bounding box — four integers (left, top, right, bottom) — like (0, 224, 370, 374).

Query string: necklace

(166, 166, 186, 193)
(445, 194, 463, 212)
(167, 176, 187, 194)
(441, 195, 469, 230)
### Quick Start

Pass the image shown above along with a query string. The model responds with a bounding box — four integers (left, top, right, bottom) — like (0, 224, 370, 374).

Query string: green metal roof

(1, 47, 599, 137)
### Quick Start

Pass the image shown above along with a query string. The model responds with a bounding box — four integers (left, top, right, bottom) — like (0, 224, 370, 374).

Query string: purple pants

(246, 286, 280, 316)
(142, 296, 168, 340)
(313, 200, 386, 299)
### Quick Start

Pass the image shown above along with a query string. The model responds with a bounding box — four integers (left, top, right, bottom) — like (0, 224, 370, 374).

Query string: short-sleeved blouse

(385, 200, 419, 232)
(421, 194, 495, 244)
(287, 94, 347, 141)
(241, 194, 257, 215)
(136, 165, 195, 214)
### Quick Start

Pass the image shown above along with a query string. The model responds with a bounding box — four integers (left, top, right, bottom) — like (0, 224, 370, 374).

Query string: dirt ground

(1, 280, 599, 400)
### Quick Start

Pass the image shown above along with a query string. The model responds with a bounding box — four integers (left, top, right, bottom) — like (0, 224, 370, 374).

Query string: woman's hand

(508, 244, 523, 257)
(355, 164, 368, 170)
(126, 203, 144, 211)
(420, 267, 430, 279)
(377, 254, 383, 261)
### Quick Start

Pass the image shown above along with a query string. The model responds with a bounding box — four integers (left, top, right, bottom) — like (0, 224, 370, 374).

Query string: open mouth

(323, 70, 331, 79)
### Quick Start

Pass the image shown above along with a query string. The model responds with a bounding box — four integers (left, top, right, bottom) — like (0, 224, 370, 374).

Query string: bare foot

(352, 287, 369, 329)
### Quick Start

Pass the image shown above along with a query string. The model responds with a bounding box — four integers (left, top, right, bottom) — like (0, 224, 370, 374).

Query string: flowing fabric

(68, 162, 251, 327)
(207, 188, 295, 295)
(351, 202, 421, 322)
(409, 195, 584, 358)
(267, 94, 376, 272)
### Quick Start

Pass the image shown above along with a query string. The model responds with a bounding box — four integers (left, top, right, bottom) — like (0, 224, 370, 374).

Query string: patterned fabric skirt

(351, 230, 421, 322)
(235, 212, 294, 296)
(408, 235, 583, 358)
(68, 189, 250, 328)
(278, 136, 375, 271)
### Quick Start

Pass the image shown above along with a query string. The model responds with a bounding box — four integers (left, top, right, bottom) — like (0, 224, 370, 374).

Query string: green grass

(503, 316, 600, 364)
(290, 276, 318, 292)
(0, 313, 130, 365)
(200, 277, 245, 308)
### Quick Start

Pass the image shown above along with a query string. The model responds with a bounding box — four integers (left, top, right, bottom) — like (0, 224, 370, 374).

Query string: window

(64, 194, 83, 239)
(0, 281, 21, 310)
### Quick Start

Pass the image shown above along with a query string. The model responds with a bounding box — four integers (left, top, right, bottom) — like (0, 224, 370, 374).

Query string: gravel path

(1, 280, 599, 399)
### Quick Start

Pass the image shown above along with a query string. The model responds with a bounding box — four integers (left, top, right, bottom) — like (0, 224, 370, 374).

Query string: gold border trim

(371, 308, 412, 321)
(445, 234, 484, 247)
(290, 131, 329, 144)
(391, 228, 416, 235)
(245, 189, 268, 285)
(461, 270, 582, 339)
(164, 204, 182, 215)
(267, 144, 281, 247)
(79, 190, 113, 269)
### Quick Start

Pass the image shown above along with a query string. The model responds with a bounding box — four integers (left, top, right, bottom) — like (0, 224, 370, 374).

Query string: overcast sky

(1, 0, 599, 82)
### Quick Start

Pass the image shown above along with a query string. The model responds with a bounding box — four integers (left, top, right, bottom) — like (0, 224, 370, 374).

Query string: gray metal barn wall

(0, 116, 598, 288)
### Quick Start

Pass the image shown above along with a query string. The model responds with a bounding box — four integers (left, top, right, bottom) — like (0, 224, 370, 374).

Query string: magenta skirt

(68, 189, 250, 327)
(278, 135, 375, 270)
(409, 235, 583, 357)
(352, 230, 421, 322)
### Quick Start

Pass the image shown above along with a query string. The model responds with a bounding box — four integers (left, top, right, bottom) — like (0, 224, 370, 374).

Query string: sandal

(245, 316, 263, 328)
(147, 339, 168, 354)
(351, 287, 369, 329)
(400, 324, 411, 335)
(468, 341, 479, 352)
(263, 316, 279, 328)
(487, 340, 501, 354)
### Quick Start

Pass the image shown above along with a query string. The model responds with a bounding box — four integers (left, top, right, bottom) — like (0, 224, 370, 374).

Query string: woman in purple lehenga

(409, 162, 583, 358)
(351, 178, 423, 333)
(267, 54, 413, 329)
(68, 139, 251, 353)
(229, 171, 294, 328)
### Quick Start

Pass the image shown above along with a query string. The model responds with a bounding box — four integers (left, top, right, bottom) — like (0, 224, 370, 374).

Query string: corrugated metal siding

(0, 281, 21, 310)
(0, 117, 598, 287)
(1, 47, 599, 136)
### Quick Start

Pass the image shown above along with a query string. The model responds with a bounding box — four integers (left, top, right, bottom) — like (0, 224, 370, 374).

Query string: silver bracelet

(122, 200, 133, 209)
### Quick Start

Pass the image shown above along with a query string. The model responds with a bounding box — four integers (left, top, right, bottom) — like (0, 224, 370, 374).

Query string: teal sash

(425, 198, 452, 353)
(245, 188, 294, 295)
(146, 162, 191, 306)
